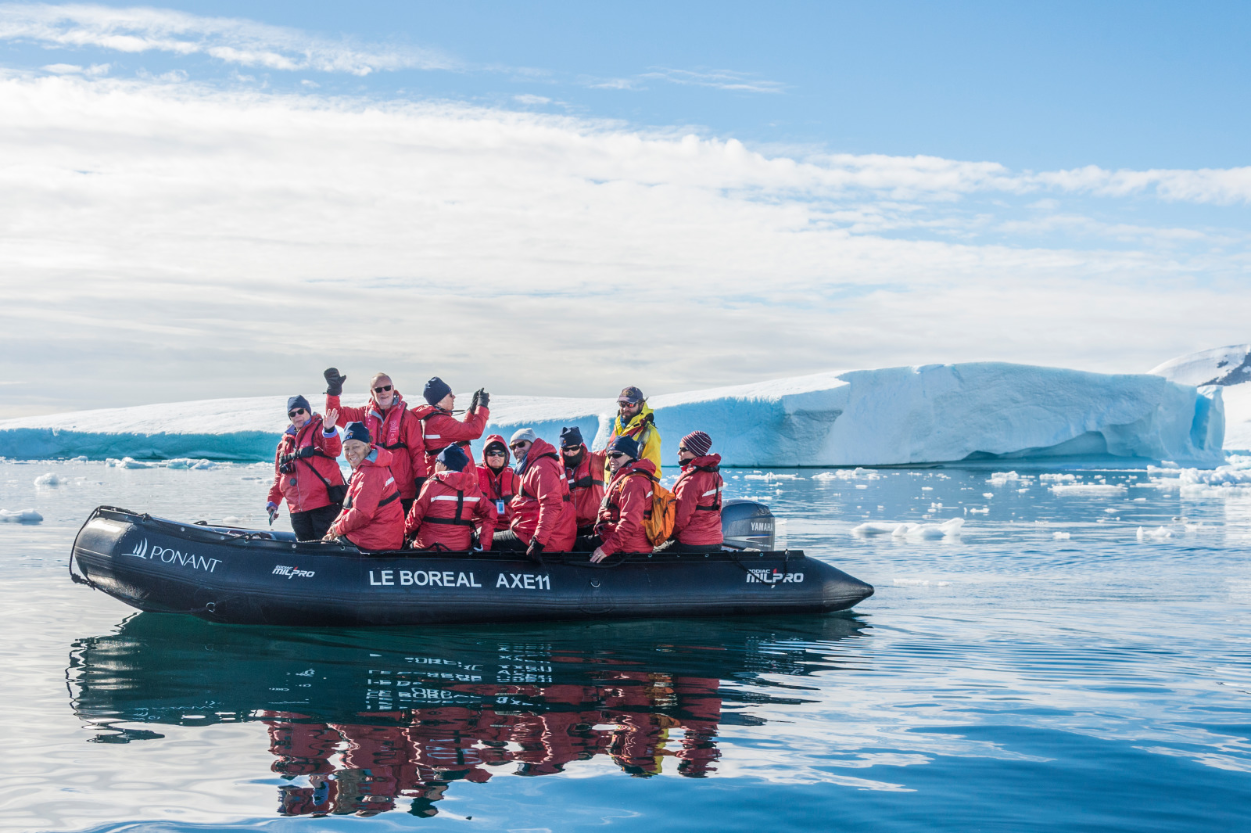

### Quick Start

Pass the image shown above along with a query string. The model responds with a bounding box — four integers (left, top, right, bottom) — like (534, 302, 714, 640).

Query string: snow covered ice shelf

(0, 361, 1227, 466)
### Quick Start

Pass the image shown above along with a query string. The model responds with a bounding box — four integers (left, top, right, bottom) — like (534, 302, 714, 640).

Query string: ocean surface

(3, 458, 1250, 832)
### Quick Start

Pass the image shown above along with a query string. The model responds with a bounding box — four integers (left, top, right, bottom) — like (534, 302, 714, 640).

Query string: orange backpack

(643, 476, 677, 546)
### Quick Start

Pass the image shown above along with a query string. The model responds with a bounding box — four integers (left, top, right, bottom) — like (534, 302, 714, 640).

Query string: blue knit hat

(343, 422, 371, 445)
(437, 445, 470, 472)
(607, 435, 640, 458)
(424, 377, 452, 406)
(560, 426, 584, 449)
(286, 395, 311, 415)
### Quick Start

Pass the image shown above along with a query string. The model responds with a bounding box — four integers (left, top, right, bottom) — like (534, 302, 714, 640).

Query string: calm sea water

(3, 459, 1250, 832)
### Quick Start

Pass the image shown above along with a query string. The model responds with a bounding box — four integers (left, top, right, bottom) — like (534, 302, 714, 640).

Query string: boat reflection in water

(68, 614, 866, 818)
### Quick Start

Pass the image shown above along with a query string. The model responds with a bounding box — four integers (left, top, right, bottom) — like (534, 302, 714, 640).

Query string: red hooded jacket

(326, 392, 427, 499)
(328, 447, 405, 551)
(595, 458, 658, 555)
(672, 454, 724, 546)
(509, 437, 577, 551)
(410, 404, 490, 476)
(563, 445, 607, 529)
(267, 415, 344, 513)
(405, 469, 497, 551)
(477, 434, 520, 525)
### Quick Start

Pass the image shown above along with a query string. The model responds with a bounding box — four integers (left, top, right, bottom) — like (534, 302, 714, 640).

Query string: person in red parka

(493, 428, 577, 558)
(559, 426, 606, 536)
(324, 422, 405, 552)
(590, 435, 658, 562)
(266, 395, 346, 541)
(409, 377, 491, 477)
(405, 446, 497, 551)
(323, 368, 427, 517)
(477, 434, 519, 525)
(669, 430, 724, 551)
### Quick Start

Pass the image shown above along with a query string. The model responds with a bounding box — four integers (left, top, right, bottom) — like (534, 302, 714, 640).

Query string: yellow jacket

(606, 404, 663, 475)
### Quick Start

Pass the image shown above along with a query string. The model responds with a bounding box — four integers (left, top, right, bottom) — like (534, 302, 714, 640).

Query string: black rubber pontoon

(69, 502, 873, 626)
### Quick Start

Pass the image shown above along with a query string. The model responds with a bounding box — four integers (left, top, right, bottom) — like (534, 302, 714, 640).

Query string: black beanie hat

(424, 377, 452, 406)
(343, 422, 371, 445)
(560, 426, 584, 449)
(437, 445, 470, 472)
(287, 395, 311, 415)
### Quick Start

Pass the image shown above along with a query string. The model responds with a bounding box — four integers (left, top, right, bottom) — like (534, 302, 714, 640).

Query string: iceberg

(0, 362, 1227, 467)
(1150, 344, 1251, 452)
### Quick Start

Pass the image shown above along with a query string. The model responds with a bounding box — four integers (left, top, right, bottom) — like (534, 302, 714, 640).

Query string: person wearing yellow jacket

(604, 386, 662, 476)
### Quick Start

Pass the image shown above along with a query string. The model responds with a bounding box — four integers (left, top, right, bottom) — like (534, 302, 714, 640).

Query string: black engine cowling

(720, 500, 776, 550)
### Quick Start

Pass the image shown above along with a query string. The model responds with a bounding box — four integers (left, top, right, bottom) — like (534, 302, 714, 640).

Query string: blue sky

(0, 2, 1249, 415)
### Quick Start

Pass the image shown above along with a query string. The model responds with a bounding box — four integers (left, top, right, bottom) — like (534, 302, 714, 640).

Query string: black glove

(414, 476, 427, 494)
(469, 389, 481, 411)
(478, 390, 490, 409)
(525, 537, 544, 563)
(296, 445, 317, 459)
(323, 367, 347, 397)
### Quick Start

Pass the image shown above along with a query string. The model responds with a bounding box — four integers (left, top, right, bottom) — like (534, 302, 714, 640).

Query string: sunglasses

(485, 450, 506, 457)
(609, 452, 627, 459)
(288, 408, 306, 418)
(373, 384, 393, 394)
(509, 442, 530, 450)
(678, 446, 690, 452)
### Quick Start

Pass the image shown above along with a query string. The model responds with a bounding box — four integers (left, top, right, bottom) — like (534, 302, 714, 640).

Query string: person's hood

(433, 469, 478, 490)
(480, 434, 509, 467)
(359, 446, 395, 468)
(613, 402, 655, 434)
(687, 453, 721, 470)
(517, 436, 560, 474)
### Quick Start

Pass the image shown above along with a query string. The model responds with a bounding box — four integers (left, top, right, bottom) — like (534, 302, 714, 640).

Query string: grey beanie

(510, 428, 538, 445)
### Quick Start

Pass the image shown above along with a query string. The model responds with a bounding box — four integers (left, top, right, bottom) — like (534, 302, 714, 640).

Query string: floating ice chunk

(1053, 532, 1071, 540)
(921, 486, 933, 491)
(165, 458, 218, 470)
(106, 457, 154, 469)
(852, 522, 901, 536)
(0, 509, 43, 524)
(855, 484, 868, 490)
(813, 467, 879, 481)
(1050, 484, 1127, 496)
(1039, 473, 1076, 482)
(988, 471, 1019, 485)
(982, 492, 994, 498)
(34, 472, 64, 487)
(1137, 526, 1174, 541)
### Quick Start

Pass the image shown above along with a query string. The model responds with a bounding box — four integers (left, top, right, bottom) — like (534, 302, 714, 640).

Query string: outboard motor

(721, 500, 776, 551)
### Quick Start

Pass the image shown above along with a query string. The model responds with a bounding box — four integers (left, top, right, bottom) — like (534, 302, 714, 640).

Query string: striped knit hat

(681, 431, 712, 457)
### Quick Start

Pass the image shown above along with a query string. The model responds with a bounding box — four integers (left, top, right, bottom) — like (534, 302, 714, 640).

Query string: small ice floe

(814, 468, 879, 481)
(921, 486, 933, 491)
(70, 455, 88, 463)
(1137, 526, 1173, 541)
(106, 457, 155, 469)
(165, 458, 218, 470)
(853, 518, 964, 540)
(0, 509, 43, 524)
(1053, 531, 1071, 540)
(855, 484, 868, 490)
(1050, 484, 1127, 496)
(892, 578, 952, 587)
(743, 472, 802, 481)
(982, 492, 994, 498)
(34, 472, 64, 487)
(987, 471, 1019, 486)
(1039, 473, 1076, 482)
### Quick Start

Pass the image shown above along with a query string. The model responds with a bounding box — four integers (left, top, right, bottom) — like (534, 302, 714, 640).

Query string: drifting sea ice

(1050, 484, 1128, 496)
(853, 517, 964, 540)
(33, 472, 64, 487)
(0, 509, 42, 524)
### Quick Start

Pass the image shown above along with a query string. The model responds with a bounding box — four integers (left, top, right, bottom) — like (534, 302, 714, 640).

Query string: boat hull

(71, 506, 874, 626)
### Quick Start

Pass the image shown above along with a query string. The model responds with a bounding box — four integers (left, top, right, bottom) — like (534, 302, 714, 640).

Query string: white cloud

(513, 93, 551, 105)
(588, 67, 785, 94)
(0, 2, 452, 75)
(0, 72, 1246, 415)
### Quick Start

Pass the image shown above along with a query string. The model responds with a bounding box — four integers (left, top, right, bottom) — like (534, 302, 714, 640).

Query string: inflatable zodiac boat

(69, 500, 873, 626)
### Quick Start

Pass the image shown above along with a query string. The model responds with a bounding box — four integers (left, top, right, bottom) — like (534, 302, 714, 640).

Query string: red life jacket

(672, 454, 724, 546)
(405, 469, 497, 551)
(329, 447, 404, 551)
(563, 445, 606, 528)
(267, 415, 345, 513)
(595, 459, 658, 555)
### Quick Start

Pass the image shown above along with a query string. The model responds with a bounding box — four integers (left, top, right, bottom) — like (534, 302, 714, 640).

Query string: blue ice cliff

(0, 362, 1227, 466)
